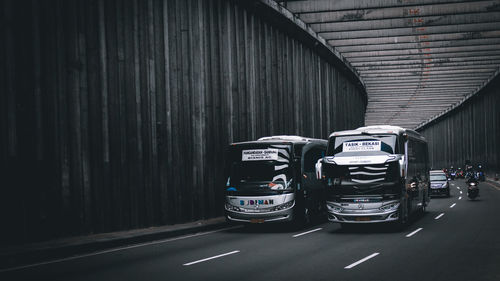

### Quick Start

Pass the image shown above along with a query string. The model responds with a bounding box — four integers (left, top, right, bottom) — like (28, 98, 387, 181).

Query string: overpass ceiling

(278, 0, 500, 129)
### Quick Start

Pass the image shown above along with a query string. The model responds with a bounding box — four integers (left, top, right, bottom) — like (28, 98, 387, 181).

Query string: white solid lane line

(406, 228, 423, 238)
(293, 228, 323, 238)
(183, 250, 240, 266)
(344, 253, 380, 269)
(434, 213, 445, 220)
(459, 196, 462, 200)
(450, 203, 456, 208)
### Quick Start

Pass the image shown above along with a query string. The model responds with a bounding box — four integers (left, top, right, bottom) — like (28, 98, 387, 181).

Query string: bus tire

(393, 206, 407, 231)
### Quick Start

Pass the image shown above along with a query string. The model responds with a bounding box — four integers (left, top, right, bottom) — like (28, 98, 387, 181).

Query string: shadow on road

(225, 219, 327, 234)
(329, 210, 430, 235)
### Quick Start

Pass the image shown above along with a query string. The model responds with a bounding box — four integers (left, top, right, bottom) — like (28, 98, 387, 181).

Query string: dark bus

(316, 126, 430, 227)
(225, 135, 327, 226)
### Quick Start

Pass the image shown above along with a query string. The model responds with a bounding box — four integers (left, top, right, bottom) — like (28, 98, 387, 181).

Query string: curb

(486, 178, 500, 190)
(0, 217, 228, 271)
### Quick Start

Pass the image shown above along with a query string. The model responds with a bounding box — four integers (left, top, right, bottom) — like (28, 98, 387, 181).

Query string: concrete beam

(321, 22, 500, 40)
(367, 103, 469, 107)
(367, 88, 473, 93)
(368, 99, 469, 103)
(367, 81, 483, 87)
(328, 31, 500, 46)
(364, 77, 489, 84)
(313, 12, 500, 32)
(366, 84, 483, 90)
(347, 50, 500, 61)
(297, 1, 500, 23)
(367, 89, 475, 94)
(368, 92, 469, 97)
(337, 38, 500, 53)
(358, 65, 498, 74)
(281, 0, 478, 13)
(355, 60, 500, 70)
(360, 69, 496, 78)
(352, 56, 500, 66)
(362, 73, 491, 79)
(342, 44, 500, 58)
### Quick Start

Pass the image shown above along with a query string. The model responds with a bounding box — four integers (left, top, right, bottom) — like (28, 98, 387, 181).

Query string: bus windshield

(327, 134, 398, 156)
(228, 144, 293, 190)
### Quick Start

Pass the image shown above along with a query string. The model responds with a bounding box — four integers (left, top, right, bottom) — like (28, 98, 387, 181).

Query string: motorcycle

(467, 181, 479, 199)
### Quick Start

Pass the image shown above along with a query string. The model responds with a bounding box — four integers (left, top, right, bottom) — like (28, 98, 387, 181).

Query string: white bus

(316, 126, 430, 227)
(225, 136, 327, 226)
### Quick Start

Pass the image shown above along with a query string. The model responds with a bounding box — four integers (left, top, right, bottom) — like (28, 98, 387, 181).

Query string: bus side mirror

(315, 159, 323, 180)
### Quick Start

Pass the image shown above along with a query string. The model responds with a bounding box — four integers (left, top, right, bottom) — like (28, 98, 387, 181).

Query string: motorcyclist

(466, 173, 480, 197)
(466, 173, 478, 184)
(477, 164, 485, 181)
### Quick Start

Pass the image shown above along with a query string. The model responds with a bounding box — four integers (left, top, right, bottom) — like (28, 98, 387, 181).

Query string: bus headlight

(270, 200, 295, 211)
(326, 203, 343, 212)
(379, 202, 400, 212)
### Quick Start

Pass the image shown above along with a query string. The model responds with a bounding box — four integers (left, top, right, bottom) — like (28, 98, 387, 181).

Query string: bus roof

(231, 135, 326, 146)
(328, 125, 426, 142)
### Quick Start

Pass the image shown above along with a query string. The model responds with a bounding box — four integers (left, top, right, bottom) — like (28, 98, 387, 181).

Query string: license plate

(355, 217, 371, 221)
(250, 218, 265, 224)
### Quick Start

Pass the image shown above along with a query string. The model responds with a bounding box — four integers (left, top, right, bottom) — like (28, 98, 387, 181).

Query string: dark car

(430, 170, 450, 197)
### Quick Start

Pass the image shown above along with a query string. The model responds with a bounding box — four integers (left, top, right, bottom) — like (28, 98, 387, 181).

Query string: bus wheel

(393, 206, 407, 231)
(304, 207, 311, 225)
(291, 208, 310, 230)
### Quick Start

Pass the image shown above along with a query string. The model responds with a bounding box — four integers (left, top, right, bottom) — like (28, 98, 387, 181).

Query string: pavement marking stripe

(456, 187, 460, 190)
(485, 182, 500, 191)
(406, 228, 423, 238)
(292, 228, 322, 238)
(434, 213, 445, 220)
(183, 250, 240, 266)
(450, 203, 456, 208)
(344, 253, 380, 269)
(459, 196, 462, 200)
(0, 225, 244, 273)
(460, 191, 463, 194)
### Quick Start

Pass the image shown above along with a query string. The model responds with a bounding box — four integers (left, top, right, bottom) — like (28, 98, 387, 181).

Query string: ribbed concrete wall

(418, 74, 500, 176)
(0, 0, 366, 243)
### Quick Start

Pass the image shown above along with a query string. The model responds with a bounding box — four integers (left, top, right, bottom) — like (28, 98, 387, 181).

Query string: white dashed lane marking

(183, 250, 240, 266)
(293, 228, 323, 238)
(406, 228, 423, 238)
(435, 213, 445, 220)
(345, 253, 380, 269)
(450, 203, 456, 208)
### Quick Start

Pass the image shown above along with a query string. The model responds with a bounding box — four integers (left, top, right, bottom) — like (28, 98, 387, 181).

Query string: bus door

(301, 143, 326, 216)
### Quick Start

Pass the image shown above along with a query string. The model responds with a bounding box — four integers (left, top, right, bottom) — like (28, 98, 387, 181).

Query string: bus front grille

(348, 164, 389, 184)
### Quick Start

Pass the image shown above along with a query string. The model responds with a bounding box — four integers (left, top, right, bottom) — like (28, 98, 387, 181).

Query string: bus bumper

(326, 200, 400, 224)
(225, 203, 295, 224)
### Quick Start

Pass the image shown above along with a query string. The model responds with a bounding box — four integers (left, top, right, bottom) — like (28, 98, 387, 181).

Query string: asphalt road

(2, 180, 499, 281)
